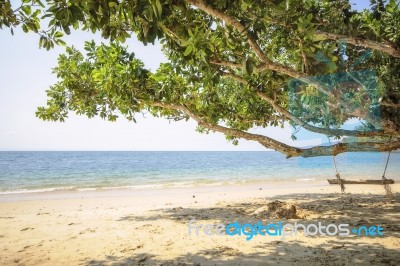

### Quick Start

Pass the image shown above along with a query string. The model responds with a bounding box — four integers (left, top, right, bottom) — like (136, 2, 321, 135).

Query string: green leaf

(54, 31, 63, 38)
(245, 58, 255, 75)
(156, 0, 162, 17)
(184, 45, 193, 56)
(62, 25, 71, 35)
(21, 6, 32, 15)
(313, 34, 326, 42)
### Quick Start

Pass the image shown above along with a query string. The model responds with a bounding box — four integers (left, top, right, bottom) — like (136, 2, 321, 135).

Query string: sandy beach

(2, 0, 400, 265)
(1, 182, 399, 265)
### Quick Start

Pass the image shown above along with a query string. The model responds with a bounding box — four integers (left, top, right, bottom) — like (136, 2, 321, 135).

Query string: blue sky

(0, 1, 370, 151)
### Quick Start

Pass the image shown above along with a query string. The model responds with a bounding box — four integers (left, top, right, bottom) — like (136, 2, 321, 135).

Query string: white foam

(296, 178, 316, 182)
(0, 186, 76, 194)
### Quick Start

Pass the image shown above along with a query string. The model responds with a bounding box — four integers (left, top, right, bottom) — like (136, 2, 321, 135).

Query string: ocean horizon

(0, 151, 399, 194)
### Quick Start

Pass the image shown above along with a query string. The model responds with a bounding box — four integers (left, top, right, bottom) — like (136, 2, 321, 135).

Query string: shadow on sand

(88, 192, 400, 265)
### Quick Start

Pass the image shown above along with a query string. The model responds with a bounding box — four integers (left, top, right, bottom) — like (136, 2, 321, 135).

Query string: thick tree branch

(150, 101, 300, 156)
(299, 140, 400, 158)
(381, 101, 400, 108)
(186, 0, 265, 60)
(149, 101, 400, 158)
(222, 72, 395, 138)
(317, 32, 400, 58)
(209, 60, 241, 69)
(256, 91, 395, 137)
(264, 17, 400, 58)
(211, 59, 338, 100)
(187, 1, 310, 81)
(159, 25, 184, 45)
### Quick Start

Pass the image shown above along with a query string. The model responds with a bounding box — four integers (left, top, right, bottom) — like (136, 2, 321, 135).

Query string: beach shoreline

(2, 151, 399, 202)
(0, 179, 330, 202)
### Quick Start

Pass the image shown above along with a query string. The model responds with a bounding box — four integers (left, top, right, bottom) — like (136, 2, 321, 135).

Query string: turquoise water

(0, 151, 399, 194)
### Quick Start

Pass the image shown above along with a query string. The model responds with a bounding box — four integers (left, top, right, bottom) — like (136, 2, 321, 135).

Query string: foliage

(2, 0, 400, 157)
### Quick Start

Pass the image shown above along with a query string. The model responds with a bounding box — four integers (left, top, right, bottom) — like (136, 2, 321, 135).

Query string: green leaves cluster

(37, 41, 150, 122)
(2, 0, 400, 148)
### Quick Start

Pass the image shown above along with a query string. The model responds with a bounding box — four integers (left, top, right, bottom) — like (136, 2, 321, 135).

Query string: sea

(0, 151, 399, 194)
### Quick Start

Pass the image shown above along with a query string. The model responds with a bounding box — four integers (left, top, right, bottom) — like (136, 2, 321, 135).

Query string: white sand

(1, 182, 399, 265)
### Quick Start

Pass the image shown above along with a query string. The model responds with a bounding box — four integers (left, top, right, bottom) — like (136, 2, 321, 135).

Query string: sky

(0, 1, 370, 151)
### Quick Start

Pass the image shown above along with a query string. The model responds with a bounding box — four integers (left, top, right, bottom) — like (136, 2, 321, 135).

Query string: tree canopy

(1, 0, 400, 157)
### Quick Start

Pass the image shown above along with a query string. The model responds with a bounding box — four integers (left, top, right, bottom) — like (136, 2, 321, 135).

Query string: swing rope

(328, 137, 345, 193)
(382, 152, 393, 199)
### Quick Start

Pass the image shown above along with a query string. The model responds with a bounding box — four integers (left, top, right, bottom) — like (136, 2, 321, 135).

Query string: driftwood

(327, 179, 395, 185)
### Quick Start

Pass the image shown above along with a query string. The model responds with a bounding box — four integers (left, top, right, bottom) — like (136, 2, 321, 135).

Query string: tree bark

(299, 141, 400, 158)
(317, 32, 400, 58)
(150, 101, 400, 158)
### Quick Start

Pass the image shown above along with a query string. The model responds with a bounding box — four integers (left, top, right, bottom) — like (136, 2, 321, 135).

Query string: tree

(2, 0, 400, 157)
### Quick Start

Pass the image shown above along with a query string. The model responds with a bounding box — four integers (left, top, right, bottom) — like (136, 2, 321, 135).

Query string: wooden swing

(326, 138, 395, 197)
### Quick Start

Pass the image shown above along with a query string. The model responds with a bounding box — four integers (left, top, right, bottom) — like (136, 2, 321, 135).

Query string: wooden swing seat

(327, 179, 395, 185)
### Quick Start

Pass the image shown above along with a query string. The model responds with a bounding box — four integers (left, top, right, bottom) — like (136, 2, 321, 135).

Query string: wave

(0, 180, 236, 195)
(0, 186, 77, 195)
(296, 178, 317, 182)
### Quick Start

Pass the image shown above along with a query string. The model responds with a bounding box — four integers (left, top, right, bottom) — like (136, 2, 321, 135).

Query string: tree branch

(209, 59, 241, 69)
(381, 101, 400, 108)
(149, 100, 400, 158)
(213, 58, 382, 128)
(264, 17, 400, 58)
(299, 140, 400, 158)
(186, 0, 266, 59)
(186, 2, 380, 123)
(150, 101, 301, 156)
(317, 32, 400, 58)
(187, 1, 308, 79)
(222, 72, 395, 137)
